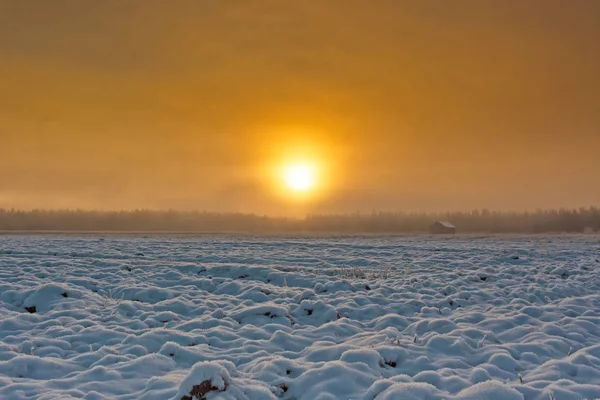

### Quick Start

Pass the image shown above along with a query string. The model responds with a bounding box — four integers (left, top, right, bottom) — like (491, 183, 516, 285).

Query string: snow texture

(1, 234, 600, 399)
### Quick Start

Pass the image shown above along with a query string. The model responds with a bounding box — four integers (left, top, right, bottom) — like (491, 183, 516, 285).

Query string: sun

(282, 163, 316, 192)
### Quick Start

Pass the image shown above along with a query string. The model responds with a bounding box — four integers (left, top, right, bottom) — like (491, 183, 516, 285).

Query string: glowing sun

(282, 163, 316, 192)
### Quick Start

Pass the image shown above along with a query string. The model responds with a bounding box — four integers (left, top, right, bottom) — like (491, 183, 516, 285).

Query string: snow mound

(22, 283, 74, 313)
(456, 381, 524, 400)
(173, 361, 231, 399)
(173, 361, 276, 400)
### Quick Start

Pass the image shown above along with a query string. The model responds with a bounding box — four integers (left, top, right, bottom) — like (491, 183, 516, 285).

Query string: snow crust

(1, 234, 600, 399)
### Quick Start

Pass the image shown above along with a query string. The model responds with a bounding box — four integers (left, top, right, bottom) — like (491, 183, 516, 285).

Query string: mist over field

(1, 208, 600, 233)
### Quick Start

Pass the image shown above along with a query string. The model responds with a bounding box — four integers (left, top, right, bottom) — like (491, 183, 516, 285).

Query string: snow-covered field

(1, 234, 600, 400)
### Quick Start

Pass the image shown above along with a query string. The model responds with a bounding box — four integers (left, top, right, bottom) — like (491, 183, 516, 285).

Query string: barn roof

(434, 221, 455, 228)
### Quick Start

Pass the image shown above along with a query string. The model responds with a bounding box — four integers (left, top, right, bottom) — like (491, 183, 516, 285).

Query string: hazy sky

(1, 1, 599, 215)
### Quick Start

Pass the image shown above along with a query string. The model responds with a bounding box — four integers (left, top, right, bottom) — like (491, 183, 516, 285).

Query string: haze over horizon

(1, 1, 599, 216)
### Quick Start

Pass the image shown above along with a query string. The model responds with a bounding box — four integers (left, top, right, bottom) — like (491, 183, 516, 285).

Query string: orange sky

(1, 1, 599, 215)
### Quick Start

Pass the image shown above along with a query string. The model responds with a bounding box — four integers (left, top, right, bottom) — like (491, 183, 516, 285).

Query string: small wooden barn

(430, 221, 456, 234)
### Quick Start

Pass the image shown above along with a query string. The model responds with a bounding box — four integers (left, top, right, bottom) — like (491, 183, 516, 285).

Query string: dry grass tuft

(180, 379, 224, 400)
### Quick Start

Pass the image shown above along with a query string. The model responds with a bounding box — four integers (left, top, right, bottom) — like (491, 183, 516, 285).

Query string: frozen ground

(1, 234, 600, 400)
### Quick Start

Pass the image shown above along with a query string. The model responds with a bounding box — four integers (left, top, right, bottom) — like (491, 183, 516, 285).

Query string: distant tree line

(0, 208, 599, 233)
(305, 208, 600, 233)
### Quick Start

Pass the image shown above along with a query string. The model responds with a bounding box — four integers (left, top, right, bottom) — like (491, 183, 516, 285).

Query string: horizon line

(2, 206, 600, 217)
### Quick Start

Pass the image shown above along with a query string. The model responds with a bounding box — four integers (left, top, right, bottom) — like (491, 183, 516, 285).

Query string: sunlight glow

(282, 163, 316, 192)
